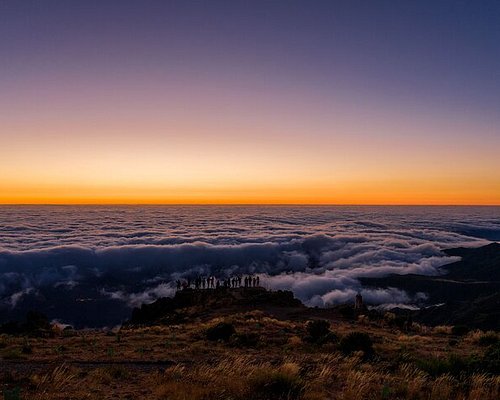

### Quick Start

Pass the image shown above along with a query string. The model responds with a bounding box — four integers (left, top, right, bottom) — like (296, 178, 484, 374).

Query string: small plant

(106, 347, 115, 357)
(206, 322, 236, 342)
(339, 332, 374, 358)
(33, 364, 76, 397)
(248, 363, 305, 400)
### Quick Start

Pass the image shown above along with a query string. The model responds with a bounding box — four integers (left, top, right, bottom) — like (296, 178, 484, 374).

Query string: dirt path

(0, 359, 176, 374)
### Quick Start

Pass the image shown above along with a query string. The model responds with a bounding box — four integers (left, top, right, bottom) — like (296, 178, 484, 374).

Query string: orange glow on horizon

(1, 177, 499, 205)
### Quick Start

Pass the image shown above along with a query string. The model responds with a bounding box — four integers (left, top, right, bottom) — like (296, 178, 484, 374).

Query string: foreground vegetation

(1, 309, 499, 399)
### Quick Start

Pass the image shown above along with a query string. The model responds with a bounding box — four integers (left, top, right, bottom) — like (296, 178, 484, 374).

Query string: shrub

(478, 331, 499, 346)
(248, 363, 305, 400)
(482, 341, 500, 374)
(418, 344, 500, 377)
(206, 322, 236, 342)
(451, 325, 470, 336)
(339, 332, 374, 358)
(307, 320, 329, 339)
(415, 354, 477, 377)
(305, 320, 338, 344)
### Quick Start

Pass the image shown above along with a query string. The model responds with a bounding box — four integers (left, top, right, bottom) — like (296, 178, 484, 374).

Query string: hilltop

(129, 286, 304, 325)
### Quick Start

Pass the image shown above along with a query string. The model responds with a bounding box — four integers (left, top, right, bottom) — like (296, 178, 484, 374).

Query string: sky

(1, 0, 499, 205)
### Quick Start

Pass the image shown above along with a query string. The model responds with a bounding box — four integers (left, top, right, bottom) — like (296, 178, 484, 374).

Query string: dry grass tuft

(31, 364, 77, 400)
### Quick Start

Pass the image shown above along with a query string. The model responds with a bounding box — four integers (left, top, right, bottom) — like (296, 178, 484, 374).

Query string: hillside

(0, 286, 499, 400)
(360, 243, 500, 330)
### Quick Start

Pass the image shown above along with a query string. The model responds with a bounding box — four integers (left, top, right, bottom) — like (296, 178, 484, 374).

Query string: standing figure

(354, 293, 363, 309)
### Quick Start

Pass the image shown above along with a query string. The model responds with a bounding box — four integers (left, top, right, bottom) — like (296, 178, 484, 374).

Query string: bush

(415, 354, 477, 377)
(307, 320, 329, 339)
(451, 325, 470, 336)
(482, 341, 500, 374)
(206, 322, 236, 342)
(305, 320, 337, 344)
(248, 364, 305, 400)
(339, 332, 374, 358)
(478, 331, 499, 346)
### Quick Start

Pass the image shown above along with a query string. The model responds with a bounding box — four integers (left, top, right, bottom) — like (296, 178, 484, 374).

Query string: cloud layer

(0, 206, 498, 319)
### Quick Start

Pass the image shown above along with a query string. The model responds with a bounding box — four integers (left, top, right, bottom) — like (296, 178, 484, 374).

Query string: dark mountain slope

(360, 243, 500, 330)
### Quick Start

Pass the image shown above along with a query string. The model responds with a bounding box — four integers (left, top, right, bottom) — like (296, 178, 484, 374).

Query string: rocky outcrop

(129, 287, 303, 325)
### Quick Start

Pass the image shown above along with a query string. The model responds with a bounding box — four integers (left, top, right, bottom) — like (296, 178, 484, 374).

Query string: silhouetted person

(355, 293, 363, 309)
(256, 276, 260, 287)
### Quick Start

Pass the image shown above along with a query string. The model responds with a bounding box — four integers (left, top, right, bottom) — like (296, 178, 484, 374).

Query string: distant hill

(360, 242, 500, 330)
(443, 242, 500, 281)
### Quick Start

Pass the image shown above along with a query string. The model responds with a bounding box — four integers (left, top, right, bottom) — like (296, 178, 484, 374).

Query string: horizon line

(1, 203, 499, 207)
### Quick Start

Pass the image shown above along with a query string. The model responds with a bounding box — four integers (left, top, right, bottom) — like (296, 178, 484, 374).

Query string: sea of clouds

(0, 206, 499, 319)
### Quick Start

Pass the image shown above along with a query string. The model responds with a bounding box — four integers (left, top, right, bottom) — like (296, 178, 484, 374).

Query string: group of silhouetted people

(175, 275, 260, 291)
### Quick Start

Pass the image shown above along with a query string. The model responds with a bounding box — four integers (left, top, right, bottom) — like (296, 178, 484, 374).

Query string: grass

(0, 313, 498, 399)
(1, 348, 26, 360)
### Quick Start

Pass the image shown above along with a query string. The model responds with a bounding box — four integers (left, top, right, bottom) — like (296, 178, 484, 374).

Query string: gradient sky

(1, 0, 499, 204)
